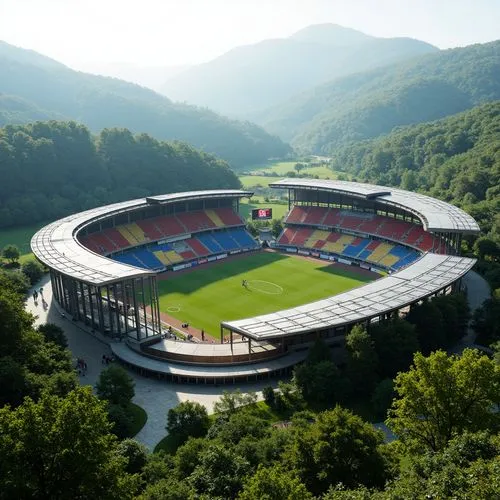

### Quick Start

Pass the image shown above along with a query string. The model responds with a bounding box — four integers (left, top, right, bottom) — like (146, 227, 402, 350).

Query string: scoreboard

(251, 208, 273, 220)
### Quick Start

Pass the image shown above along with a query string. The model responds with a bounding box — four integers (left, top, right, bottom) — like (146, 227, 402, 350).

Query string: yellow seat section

(379, 254, 400, 268)
(366, 242, 394, 263)
(125, 223, 146, 244)
(305, 230, 330, 248)
(319, 235, 354, 255)
(116, 226, 136, 246)
(206, 209, 225, 227)
(165, 251, 183, 264)
(154, 251, 170, 266)
(328, 235, 355, 255)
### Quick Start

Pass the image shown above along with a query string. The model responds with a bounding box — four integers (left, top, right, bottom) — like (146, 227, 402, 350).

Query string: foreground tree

(189, 443, 250, 499)
(167, 401, 210, 443)
(383, 431, 500, 499)
(345, 325, 379, 396)
(0, 387, 138, 499)
(388, 349, 500, 452)
(239, 464, 313, 500)
(2, 244, 20, 265)
(37, 323, 68, 348)
(96, 364, 135, 406)
(21, 259, 44, 285)
(285, 406, 394, 495)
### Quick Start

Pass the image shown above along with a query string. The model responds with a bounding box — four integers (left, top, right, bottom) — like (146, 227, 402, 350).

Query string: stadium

(31, 179, 480, 383)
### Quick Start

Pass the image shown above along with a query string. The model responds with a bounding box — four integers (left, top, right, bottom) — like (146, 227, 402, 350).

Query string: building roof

(31, 190, 253, 286)
(221, 254, 476, 341)
(270, 179, 480, 233)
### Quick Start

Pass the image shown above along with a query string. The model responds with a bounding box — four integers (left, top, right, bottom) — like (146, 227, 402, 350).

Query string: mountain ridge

(160, 23, 438, 116)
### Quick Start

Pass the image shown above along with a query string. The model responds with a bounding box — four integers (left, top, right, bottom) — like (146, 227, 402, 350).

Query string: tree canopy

(0, 121, 241, 228)
(388, 349, 500, 452)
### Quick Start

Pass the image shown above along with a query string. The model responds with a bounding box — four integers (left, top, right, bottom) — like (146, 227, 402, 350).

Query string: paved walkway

(25, 277, 273, 450)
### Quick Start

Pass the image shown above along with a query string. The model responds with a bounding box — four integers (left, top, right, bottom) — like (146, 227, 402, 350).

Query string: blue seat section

(343, 238, 370, 258)
(155, 243, 173, 252)
(197, 233, 223, 253)
(392, 250, 421, 270)
(134, 249, 163, 269)
(230, 228, 258, 248)
(212, 231, 239, 251)
(389, 245, 412, 258)
(113, 253, 145, 268)
(358, 249, 372, 261)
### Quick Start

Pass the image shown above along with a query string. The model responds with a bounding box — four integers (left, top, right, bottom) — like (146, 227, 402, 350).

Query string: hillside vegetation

(258, 40, 500, 153)
(0, 121, 240, 228)
(161, 24, 436, 117)
(330, 102, 500, 238)
(0, 41, 290, 167)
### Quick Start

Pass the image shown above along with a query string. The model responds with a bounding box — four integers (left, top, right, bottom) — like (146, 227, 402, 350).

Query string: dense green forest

(258, 40, 500, 153)
(0, 41, 290, 167)
(330, 102, 500, 239)
(0, 121, 240, 228)
(161, 24, 436, 116)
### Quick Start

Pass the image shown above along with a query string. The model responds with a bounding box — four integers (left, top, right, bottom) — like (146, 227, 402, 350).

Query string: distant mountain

(257, 40, 500, 154)
(0, 41, 290, 167)
(79, 62, 190, 91)
(160, 24, 437, 117)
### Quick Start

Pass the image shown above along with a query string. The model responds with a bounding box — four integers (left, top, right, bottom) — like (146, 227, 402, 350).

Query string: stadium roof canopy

(31, 190, 253, 286)
(270, 179, 480, 234)
(221, 254, 476, 341)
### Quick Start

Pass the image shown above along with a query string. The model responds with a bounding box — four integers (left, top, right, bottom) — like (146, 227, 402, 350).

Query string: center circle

(246, 280, 284, 295)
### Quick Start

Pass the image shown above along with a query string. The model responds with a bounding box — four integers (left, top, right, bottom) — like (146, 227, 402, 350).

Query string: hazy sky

(1, 0, 499, 70)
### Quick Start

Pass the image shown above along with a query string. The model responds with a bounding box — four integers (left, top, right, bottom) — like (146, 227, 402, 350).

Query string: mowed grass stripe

(157, 252, 374, 338)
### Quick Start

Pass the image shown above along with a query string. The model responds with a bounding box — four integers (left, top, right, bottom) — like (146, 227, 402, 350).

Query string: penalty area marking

(246, 280, 284, 295)
(166, 306, 181, 313)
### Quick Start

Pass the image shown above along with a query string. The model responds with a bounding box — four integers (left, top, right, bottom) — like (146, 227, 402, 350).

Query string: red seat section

(214, 208, 242, 226)
(327, 232, 341, 242)
(104, 228, 131, 249)
(185, 237, 210, 257)
(358, 216, 384, 234)
(79, 235, 104, 254)
(154, 215, 186, 237)
(366, 240, 380, 251)
(303, 206, 327, 225)
(323, 208, 343, 227)
(291, 228, 312, 246)
(278, 227, 296, 244)
(176, 211, 216, 232)
(136, 219, 164, 240)
(179, 250, 196, 260)
(286, 206, 308, 223)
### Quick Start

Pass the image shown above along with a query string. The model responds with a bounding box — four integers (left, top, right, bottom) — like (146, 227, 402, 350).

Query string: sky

(0, 0, 499, 72)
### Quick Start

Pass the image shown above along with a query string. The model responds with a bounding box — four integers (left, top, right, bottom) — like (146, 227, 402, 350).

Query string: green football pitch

(157, 252, 376, 338)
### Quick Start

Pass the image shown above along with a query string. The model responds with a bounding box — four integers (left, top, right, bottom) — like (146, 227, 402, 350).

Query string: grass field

(157, 252, 375, 338)
(239, 197, 289, 221)
(241, 161, 345, 180)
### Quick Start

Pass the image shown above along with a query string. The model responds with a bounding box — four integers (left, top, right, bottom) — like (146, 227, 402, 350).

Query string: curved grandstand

(31, 180, 479, 383)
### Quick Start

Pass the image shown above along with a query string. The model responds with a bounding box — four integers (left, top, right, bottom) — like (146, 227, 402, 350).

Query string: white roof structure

(31, 190, 253, 286)
(221, 254, 476, 341)
(270, 179, 480, 234)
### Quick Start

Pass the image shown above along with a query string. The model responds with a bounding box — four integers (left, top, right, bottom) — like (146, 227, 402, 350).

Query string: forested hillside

(0, 42, 290, 167)
(258, 40, 500, 153)
(0, 121, 240, 228)
(161, 24, 436, 116)
(331, 102, 500, 238)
